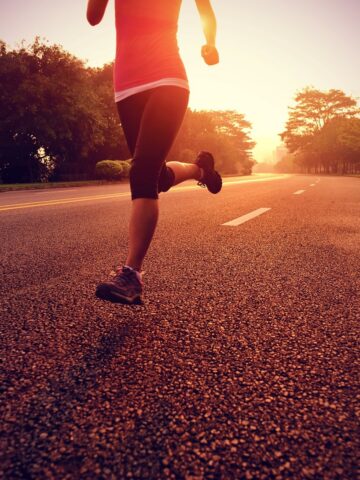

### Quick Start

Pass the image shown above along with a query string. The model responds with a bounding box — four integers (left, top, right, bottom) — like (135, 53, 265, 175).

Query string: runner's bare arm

(87, 0, 109, 26)
(195, 0, 217, 46)
(194, 0, 219, 65)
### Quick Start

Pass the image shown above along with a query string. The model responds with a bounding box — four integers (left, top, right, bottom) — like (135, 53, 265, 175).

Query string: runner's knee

(130, 156, 160, 200)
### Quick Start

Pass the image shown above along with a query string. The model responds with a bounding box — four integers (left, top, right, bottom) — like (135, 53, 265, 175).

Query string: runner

(87, 0, 222, 304)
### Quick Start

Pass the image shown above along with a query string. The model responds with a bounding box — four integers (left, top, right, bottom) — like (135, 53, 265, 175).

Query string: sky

(1, 0, 359, 162)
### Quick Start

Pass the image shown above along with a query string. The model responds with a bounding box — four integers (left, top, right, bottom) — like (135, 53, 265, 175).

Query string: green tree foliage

(311, 117, 360, 174)
(0, 38, 109, 182)
(170, 109, 255, 175)
(86, 63, 129, 166)
(0, 38, 255, 183)
(280, 87, 360, 174)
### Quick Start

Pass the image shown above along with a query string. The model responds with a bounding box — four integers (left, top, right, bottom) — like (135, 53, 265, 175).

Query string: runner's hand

(201, 45, 219, 65)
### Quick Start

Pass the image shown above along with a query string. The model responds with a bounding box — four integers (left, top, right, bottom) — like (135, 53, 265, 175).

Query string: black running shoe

(95, 266, 143, 304)
(195, 151, 222, 194)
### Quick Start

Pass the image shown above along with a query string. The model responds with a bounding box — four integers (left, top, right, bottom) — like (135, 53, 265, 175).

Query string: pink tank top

(114, 0, 189, 101)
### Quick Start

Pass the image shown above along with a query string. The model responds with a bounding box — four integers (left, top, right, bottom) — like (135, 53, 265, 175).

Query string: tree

(0, 38, 255, 183)
(337, 117, 360, 174)
(281, 87, 359, 152)
(280, 87, 360, 174)
(169, 109, 255, 175)
(86, 63, 129, 168)
(312, 117, 360, 174)
(0, 39, 110, 182)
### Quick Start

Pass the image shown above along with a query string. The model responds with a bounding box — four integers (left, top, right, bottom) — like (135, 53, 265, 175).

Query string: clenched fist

(201, 45, 219, 65)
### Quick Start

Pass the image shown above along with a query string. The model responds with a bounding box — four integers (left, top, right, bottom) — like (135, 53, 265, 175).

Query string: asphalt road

(1, 174, 359, 479)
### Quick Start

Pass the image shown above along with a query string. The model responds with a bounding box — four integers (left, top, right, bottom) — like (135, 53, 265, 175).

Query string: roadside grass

(0, 180, 125, 192)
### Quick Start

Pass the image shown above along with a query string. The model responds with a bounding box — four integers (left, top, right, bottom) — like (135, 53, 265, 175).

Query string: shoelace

(110, 267, 132, 285)
(111, 267, 143, 286)
(197, 181, 206, 188)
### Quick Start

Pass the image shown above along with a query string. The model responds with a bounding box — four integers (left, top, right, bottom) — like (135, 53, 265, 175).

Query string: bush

(95, 160, 131, 180)
(120, 160, 131, 178)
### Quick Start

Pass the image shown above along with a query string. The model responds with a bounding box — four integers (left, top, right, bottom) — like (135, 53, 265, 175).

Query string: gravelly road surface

(1, 175, 359, 479)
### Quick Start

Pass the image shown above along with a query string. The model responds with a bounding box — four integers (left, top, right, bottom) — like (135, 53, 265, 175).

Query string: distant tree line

(279, 87, 360, 174)
(0, 39, 255, 184)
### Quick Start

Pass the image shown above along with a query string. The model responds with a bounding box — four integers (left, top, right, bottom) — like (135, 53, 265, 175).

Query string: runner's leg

(117, 86, 189, 270)
(166, 161, 202, 185)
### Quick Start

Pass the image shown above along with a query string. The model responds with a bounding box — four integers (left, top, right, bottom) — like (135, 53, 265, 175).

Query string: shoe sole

(95, 284, 143, 305)
(195, 152, 222, 194)
(209, 173, 222, 194)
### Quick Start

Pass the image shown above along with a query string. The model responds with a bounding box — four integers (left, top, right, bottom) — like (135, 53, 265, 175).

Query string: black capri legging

(117, 86, 189, 200)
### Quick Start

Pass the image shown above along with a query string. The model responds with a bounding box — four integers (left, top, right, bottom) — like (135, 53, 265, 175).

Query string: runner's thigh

(133, 86, 189, 165)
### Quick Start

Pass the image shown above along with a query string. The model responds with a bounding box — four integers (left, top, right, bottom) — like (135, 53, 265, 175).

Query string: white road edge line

(293, 190, 305, 195)
(222, 208, 271, 227)
(34, 189, 80, 194)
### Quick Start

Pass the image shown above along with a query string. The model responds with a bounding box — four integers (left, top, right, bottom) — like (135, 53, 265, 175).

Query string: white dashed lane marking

(293, 190, 306, 195)
(222, 208, 271, 227)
